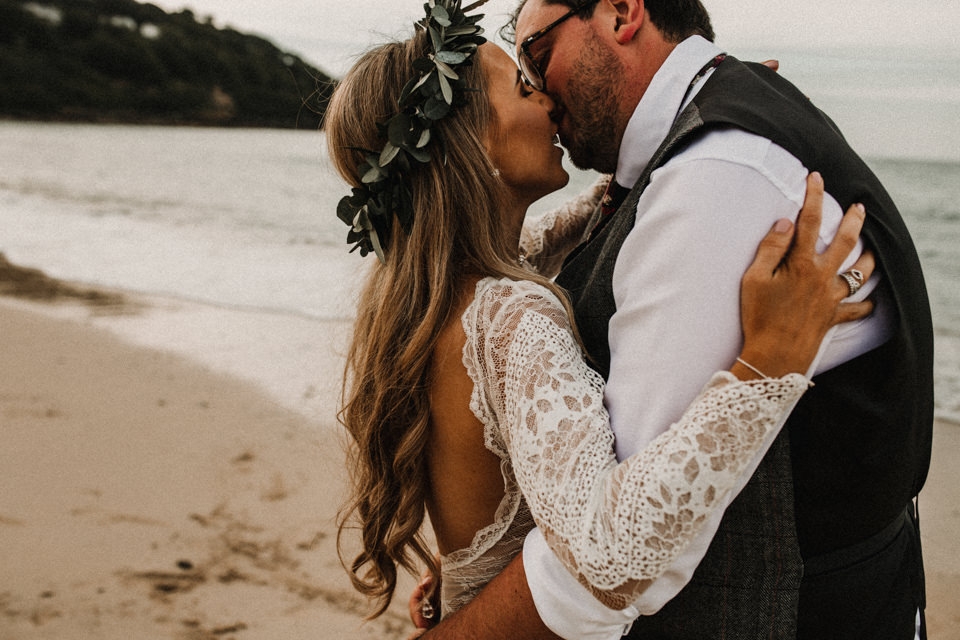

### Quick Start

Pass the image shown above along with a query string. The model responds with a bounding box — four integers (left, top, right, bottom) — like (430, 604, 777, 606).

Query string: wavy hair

(327, 31, 574, 617)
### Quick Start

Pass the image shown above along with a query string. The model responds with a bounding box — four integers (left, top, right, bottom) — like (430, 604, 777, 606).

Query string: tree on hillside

(0, 0, 336, 128)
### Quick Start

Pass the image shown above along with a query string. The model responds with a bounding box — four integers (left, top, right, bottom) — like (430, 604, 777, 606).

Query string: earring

(492, 168, 501, 178)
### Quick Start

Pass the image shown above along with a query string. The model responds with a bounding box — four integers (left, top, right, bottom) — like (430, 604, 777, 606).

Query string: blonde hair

(328, 31, 574, 616)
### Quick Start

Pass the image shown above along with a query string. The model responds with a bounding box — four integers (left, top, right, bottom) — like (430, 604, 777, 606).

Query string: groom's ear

(608, 0, 644, 44)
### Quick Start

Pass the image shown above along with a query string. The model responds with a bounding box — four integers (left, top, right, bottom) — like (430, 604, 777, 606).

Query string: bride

(326, 0, 873, 624)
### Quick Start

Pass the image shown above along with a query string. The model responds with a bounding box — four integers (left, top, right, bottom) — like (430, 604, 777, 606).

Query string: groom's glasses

(518, 0, 600, 91)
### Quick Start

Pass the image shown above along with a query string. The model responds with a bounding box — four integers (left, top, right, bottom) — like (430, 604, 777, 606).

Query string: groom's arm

(419, 536, 636, 640)
(420, 554, 558, 640)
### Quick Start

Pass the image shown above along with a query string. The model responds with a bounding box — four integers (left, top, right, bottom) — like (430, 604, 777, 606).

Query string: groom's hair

(503, 0, 714, 45)
(645, 0, 714, 42)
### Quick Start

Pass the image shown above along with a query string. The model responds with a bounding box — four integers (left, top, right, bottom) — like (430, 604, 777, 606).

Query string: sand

(0, 294, 414, 639)
(1, 275, 957, 639)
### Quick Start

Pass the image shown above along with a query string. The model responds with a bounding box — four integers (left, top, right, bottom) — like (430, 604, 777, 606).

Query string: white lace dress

(518, 174, 610, 277)
(438, 279, 810, 613)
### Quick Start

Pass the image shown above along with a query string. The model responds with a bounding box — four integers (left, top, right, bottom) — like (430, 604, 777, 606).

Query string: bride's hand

(735, 172, 875, 379)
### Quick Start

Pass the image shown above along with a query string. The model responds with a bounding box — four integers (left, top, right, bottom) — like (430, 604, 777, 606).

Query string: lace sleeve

(467, 280, 810, 610)
(518, 174, 610, 277)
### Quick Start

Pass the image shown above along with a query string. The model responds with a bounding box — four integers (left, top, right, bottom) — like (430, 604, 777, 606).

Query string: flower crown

(336, 0, 490, 263)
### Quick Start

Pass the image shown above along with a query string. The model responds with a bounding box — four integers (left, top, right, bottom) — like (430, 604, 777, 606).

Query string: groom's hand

(417, 554, 560, 639)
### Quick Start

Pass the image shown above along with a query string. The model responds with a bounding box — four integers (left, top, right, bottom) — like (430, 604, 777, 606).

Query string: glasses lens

(519, 49, 543, 91)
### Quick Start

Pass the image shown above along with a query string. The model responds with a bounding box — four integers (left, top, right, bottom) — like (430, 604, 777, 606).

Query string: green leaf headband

(336, 0, 490, 263)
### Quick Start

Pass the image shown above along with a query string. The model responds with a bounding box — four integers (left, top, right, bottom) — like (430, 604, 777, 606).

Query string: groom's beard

(562, 34, 626, 174)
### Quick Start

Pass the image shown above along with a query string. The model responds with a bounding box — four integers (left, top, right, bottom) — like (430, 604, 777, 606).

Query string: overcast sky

(149, 0, 960, 77)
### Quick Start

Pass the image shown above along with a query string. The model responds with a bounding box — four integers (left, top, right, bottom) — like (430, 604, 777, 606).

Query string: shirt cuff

(523, 528, 638, 640)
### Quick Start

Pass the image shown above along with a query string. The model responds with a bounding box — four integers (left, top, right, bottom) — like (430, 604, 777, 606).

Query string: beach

(1, 268, 958, 639)
(0, 283, 420, 639)
(1, 114, 957, 636)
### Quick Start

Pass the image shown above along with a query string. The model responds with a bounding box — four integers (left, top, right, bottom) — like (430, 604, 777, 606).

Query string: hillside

(0, 0, 335, 129)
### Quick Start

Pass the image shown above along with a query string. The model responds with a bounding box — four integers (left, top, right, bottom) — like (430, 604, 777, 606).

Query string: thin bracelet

(736, 357, 771, 380)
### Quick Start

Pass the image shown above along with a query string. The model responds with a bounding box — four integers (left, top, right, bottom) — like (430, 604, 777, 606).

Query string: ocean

(1, 56, 958, 424)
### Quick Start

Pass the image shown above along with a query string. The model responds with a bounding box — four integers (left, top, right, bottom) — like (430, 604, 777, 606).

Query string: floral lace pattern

(518, 174, 609, 277)
(439, 277, 809, 614)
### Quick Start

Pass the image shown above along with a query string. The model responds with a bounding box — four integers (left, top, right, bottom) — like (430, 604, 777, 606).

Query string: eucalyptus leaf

(437, 72, 453, 104)
(408, 146, 431, 163)
(347, 187, 368, 207)
(417, 128, 431, 148)
(412, 71, 433, 93)
(423, 96, 450, 120)
(379, 142, 401, 166)
(399, 75, 420, 104)
(402, 123, 422, 147)
(361, 165, 383, 184)
(352, 206, 372, 232)
(421, 73, 440, 95)
(370, 228, 386, 264)
(434, 59, 459, 80)
(445, 25, 478, 36)
(430, 4, 451, 26)
(436, 50, 467, 64)
(367, 196, 385, 216)
(428, 25, 442, 51)
(337, 196, 357, 225)
(361, 156, 381, 179)
(387, 114, 412, 146)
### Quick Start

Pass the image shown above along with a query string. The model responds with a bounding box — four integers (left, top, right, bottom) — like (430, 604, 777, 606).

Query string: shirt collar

(615, 35, 724, 188)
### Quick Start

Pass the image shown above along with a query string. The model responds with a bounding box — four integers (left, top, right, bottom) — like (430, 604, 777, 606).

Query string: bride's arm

(474, 285, 809, 609)
(473, 177, 872, 609)
(519, 174, 609, 277)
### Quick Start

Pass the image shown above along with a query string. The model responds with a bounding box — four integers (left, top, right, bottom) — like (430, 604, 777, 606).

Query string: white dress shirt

(522, 36, 893, 639)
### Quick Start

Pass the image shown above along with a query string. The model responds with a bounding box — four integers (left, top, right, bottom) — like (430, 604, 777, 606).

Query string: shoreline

(0, 252, 354, 421)
(0, 268, 956, 638)
(0, 297, 415, 639)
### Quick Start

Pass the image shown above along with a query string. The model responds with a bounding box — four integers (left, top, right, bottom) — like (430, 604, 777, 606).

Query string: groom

(419, 1, 933, 638)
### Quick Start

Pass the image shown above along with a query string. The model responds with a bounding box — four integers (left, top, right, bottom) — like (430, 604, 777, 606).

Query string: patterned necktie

(600, 180, 630, 218)
(586, 180, 630, 242)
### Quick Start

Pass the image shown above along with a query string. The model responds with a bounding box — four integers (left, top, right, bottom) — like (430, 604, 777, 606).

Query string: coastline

(0, 272, 956, 638)
(0, 287, 413, 638)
